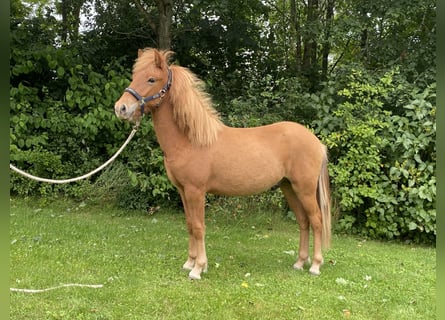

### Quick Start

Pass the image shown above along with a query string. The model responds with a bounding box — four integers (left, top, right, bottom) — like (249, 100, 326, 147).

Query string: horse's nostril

(120, 104, 127, 113)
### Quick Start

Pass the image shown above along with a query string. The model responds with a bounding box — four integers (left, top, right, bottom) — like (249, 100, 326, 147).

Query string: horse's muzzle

(115, 102, 134, 121)
(116, 103, 126, 116)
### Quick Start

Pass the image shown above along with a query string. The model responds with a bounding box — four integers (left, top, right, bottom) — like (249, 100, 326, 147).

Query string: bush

(375, 84, 436, 243)
(313, 68, 436, 244)
(117, 121, 178, 210)
(10, 47, 130, 195)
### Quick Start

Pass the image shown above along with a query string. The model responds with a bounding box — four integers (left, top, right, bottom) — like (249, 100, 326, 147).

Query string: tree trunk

(359, 5, 369, 62)
(301, 0, 319, 88)
(60, 0, 83, 43)
(290, 0, 301, 73)
(156, 0, 173, 50)
(321, 0, 334, 79)
(302, 0, 318, 71)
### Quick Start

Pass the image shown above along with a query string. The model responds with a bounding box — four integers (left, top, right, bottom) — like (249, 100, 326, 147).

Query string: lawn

(10, 197, 436, 319)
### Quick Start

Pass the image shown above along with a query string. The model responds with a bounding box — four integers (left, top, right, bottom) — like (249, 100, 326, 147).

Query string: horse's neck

(151, 101, 190, 158)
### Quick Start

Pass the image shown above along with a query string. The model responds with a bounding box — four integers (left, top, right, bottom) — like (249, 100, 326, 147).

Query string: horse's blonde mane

(169, 65, 224, 147)
(136, 49, 223, 147)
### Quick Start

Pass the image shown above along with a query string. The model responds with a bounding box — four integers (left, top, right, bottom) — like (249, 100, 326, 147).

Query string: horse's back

(218, 121, 322, 156)
(205, 121, 323, 195)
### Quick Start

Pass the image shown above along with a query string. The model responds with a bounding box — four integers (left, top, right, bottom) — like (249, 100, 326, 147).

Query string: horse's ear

(137, 49, 143, 57)
(154, 49, 164, 69)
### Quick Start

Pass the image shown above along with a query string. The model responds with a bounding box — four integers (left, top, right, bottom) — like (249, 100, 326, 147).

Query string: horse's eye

(148, 78, 156, 84)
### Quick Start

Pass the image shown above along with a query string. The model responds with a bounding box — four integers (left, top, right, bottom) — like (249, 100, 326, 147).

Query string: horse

(114, 48, 331, 280)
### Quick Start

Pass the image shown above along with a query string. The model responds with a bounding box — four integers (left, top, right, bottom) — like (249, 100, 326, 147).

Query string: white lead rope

(10, 127, 138, 184)
(10, 283, 103, 293)
(10, 126, 137, 294)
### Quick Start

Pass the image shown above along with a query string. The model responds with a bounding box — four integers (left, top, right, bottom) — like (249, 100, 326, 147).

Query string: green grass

(10, 197, 435, 319)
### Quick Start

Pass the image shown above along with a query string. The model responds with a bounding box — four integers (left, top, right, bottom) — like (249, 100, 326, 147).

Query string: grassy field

(10, 197, 435, 319)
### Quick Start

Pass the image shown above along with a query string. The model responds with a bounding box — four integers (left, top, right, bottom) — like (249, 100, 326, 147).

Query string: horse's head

(114, 48, 172, 122)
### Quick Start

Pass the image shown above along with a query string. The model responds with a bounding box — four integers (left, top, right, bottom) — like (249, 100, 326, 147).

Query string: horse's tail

(318, 144, 331, 249)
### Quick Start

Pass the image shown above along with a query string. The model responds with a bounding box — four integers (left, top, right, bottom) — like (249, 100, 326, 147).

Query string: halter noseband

(124, 68, 172, 115)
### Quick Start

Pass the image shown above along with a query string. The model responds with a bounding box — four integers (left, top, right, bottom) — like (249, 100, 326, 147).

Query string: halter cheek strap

(124, 87, 145, 115)
(124, 68, 172, 115)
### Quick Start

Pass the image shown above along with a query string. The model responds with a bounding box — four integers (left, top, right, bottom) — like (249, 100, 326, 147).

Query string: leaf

(408, 222, 418, 230)
(404, 103, 416, 110)
(414, 153, 422, 163)
(57, 66, 65, 77)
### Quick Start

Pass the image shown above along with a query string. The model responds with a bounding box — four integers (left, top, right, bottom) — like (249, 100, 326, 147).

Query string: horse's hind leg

(298, 192, 324, 275)
(280, 181, 310, 270)
(281, 180, 324, 275)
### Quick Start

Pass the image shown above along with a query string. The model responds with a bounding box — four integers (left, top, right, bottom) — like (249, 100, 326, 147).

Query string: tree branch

(133, 0, 157, 32)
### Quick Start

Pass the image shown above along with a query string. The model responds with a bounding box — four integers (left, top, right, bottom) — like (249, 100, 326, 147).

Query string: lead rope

(10, 283, 104, 294)
(10, 125, 138, 184)
(10, 125, 138, 294)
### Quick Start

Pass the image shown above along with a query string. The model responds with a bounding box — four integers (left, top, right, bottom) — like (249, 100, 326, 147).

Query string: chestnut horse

(115, 48, 331, 279)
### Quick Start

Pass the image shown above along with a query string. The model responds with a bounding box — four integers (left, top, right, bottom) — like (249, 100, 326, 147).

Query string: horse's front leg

(181, 188, 207, 280)
(179, 190, 196, 272)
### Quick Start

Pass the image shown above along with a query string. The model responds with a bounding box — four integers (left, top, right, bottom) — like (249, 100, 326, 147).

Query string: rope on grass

(10, 283, 103, 293)
(10, 126, 138, 184)
(10, 127, 134, 295)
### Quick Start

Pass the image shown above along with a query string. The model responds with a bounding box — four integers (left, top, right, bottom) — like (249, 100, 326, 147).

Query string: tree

(58, 0, 85, 43)
(134, 0, 173, 49)
(172, 0, 268, 104)
(331, 0, 435, 85)
(265, 0, 336, 90)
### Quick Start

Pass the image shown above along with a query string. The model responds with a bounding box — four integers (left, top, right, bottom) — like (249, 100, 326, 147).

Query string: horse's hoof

(188, 271, 201, 280)
(309, 268, 321, 276)
(293, 263, 304, 271)
(293, 258, 311, 271)
(182, 266, 193, 272)
(182, 261, 194, 271)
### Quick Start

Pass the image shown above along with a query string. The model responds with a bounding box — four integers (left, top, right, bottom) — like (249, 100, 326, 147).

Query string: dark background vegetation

(9, 0, 436, 244)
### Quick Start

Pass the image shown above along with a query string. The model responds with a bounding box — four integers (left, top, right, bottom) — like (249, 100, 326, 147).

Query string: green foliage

(318, 68, 393, 213)
(207, 190, 285, 224)
(223, 74, 287, 127)
(9, 44, 175, 208)
(313, 68, 436, 244)
(77, 159, 177, 211)
(119, 124, 178, 210)
(10, 14, 128, 198)
(9, 10, 177, 210)
(376, 85, 436, 243)
(222, 74, 332, 128)
(332, 0, 436, 83)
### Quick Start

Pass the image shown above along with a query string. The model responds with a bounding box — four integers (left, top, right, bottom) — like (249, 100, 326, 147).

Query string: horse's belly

(207, 151, 284, 196)
(208, 176, 281, 196)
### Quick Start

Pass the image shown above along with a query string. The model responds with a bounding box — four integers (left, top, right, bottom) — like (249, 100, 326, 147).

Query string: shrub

(313, 68, 436, 244)
(374, 84, 436, 243)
